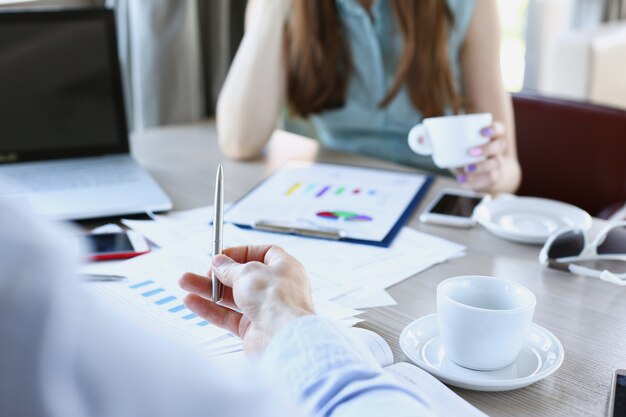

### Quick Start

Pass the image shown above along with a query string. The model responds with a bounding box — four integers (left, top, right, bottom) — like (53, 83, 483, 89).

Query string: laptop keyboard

(1, 157, 142, 192)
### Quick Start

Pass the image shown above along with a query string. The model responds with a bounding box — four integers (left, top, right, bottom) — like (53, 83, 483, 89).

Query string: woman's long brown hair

(285, 0, 461, 118)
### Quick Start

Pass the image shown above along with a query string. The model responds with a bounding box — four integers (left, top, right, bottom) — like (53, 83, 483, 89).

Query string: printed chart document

(351, 328, 489, 417)
(87, 276, 361, 355)
(84, 225, 364, 355)
(224, 162, 432, 245)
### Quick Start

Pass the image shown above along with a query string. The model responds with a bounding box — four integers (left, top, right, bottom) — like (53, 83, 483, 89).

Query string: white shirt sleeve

(263, 316, 435, 417)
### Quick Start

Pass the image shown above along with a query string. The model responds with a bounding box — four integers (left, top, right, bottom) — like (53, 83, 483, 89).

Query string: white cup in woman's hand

(408, 113, 493, 169)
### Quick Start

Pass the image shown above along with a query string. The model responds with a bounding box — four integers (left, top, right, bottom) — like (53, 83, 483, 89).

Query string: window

(498, 0, 529, 93)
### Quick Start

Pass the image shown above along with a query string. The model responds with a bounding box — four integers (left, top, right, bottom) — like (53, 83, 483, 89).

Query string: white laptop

(0, 8, 172, 220)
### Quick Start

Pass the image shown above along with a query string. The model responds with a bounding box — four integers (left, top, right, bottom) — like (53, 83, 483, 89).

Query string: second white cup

(407, 113, 492, 169)
(437, 275, 536, 371)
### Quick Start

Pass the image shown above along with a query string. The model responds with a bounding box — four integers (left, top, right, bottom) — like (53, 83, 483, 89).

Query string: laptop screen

(0, 9, 129, 163)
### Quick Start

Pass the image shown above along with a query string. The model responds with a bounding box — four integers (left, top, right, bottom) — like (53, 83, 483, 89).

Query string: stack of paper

(83, 206, 465, 357)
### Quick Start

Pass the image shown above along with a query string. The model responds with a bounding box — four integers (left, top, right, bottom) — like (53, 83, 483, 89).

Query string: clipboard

(224, 161, 433, 247)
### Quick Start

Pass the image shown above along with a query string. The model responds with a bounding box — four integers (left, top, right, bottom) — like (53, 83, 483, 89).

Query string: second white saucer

(399, 313, 564, 391)
(475, 195, 592, 244)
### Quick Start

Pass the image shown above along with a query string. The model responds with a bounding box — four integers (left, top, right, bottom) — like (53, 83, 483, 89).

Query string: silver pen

(79, 273, 127, 282)
(212, 164, 224, 302)
(254, 219, 346, 240)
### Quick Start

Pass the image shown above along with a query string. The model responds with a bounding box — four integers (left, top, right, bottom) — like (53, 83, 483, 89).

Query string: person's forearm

(216, 1, 290, 160)
(262, 316, 434, 417)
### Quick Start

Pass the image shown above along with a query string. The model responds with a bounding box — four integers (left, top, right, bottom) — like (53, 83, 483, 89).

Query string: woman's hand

(453, 121, 510, 192)
(179, 245, 315, 355)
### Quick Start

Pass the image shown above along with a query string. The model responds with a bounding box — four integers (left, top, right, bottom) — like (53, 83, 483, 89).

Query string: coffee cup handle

(407, 124, 432, 156)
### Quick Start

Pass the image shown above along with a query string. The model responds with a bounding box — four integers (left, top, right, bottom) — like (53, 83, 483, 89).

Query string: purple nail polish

(466, 164, 477, 173)
(481, 127, 494, 136)
(469, 147, 483, 157)
(457, 175, 467, 183)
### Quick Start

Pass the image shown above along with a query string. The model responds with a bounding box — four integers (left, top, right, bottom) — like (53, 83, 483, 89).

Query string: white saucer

(475, 195, 592, 244)
(399, 314, 564, 392)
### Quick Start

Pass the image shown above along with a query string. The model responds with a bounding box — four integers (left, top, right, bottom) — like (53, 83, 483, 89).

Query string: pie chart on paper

(316, 211, 373, 222)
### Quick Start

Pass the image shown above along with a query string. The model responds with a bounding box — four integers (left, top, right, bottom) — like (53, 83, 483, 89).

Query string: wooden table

(130, 121, 626, 417)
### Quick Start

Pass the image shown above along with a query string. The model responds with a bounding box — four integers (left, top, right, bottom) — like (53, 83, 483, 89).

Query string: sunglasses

(539, 221, 626, 286)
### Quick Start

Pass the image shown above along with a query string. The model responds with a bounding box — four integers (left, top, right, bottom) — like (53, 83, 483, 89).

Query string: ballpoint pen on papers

(79, 273, 127, 282)
(212, 164, 224, 302)
(253, 219, 346, 240)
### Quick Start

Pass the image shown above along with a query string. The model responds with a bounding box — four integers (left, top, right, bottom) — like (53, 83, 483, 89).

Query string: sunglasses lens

(548, 229, 585, 259)
(597, 225, 626, 255)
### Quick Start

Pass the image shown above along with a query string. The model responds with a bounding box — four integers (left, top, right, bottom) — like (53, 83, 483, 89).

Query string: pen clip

(253, 220, 346, 240)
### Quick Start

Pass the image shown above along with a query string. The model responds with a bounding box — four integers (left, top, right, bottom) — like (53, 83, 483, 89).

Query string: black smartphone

(419, 188, 488, 228)
(83, 231, 150, 261)
(609, 369, 626, 417)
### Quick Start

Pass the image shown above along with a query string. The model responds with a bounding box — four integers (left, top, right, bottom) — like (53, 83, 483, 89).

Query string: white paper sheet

(122, 205, 227, 248)
(122, 217, 210, 248)
(82, 231, 364, 356)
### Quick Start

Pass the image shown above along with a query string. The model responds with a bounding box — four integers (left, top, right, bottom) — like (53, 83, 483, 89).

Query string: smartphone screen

(614, 373, 626, 417)
(84, 233, 134, 254)
(430, 194, 484, 218)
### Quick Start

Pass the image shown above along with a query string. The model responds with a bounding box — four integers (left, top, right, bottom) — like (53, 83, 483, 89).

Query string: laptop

(0, 8, 172, 220)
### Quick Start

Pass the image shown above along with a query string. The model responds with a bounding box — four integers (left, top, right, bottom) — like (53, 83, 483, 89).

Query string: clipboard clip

(253, 219, 347, 240)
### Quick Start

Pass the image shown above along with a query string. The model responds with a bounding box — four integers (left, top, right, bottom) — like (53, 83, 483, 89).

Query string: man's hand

(179, 245, 315, 354)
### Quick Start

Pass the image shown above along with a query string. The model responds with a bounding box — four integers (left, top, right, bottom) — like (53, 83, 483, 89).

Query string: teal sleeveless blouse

(309, 0, 475, 174)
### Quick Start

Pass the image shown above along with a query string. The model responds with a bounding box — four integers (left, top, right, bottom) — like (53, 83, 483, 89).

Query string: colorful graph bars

(285, 183, 376, 198)
(316, 185, 331, 198)
(128, 280, 209, 328)
(285, 182, 302, 196)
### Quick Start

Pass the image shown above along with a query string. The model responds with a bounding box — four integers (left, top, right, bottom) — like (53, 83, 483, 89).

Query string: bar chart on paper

(284, 182, 379, 199)
(225, 162, 430, 242)
(82, 223, 383, 358)
(87, 276, 231, 349)
(128, 279, 210, 326)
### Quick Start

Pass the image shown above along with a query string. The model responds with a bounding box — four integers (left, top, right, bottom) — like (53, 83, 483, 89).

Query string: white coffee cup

(407, 113, 493, 168)
(436, 275, 536, 371)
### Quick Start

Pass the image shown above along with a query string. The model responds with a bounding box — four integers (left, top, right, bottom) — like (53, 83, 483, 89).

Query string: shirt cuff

(261, 315, 380, 396)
